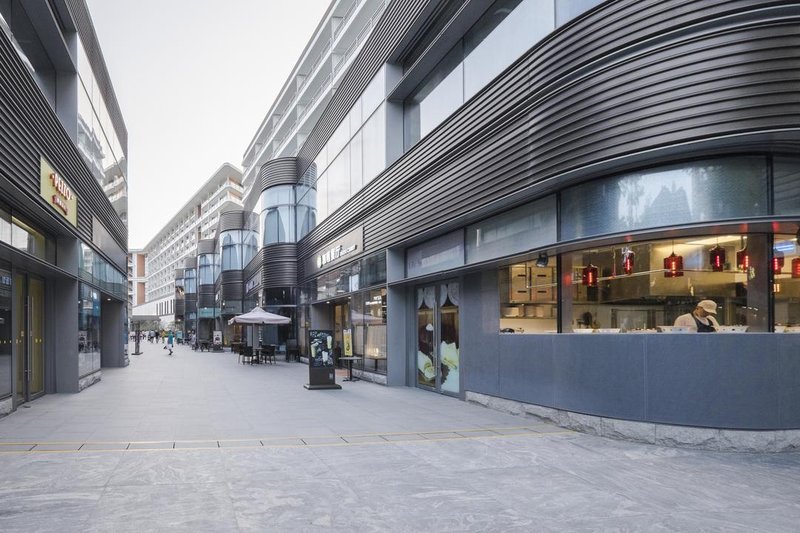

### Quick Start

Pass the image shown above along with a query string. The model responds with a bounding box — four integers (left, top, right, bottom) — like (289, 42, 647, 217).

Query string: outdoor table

(338, 356, 362, 382)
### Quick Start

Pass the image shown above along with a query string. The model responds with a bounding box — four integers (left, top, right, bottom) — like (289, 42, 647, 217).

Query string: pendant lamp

(664, 242, 683, 277)
(773, 251, 785, 275)
(736, 246, 749, 271)
(622, 248, 634, 275)
(582, 263, 598, 287)
(709, 244, 725, 272)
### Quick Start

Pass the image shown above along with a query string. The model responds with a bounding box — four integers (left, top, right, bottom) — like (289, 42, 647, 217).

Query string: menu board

(343, 329, 353, 356)
(309, 329, 335, 368)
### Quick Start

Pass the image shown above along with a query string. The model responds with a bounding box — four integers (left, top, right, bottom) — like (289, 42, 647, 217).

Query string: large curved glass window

(198, 254, 217, 285)
(260, 185, 295, 245)
(560, 157, 769, 241)
(184, 268, 197, 294)
(220, 230, 243, 271)
(296, 184, 317, 241)
(242, 230, 258, 267)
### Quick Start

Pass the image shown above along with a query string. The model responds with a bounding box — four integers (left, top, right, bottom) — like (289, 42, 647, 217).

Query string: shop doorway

(14, 273, 44, 405)
(416, 282, 460, 396)
(333, 300, 350, 367)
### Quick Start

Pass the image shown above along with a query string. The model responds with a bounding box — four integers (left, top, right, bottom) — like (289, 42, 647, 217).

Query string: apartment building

(132, 164, 243, 327)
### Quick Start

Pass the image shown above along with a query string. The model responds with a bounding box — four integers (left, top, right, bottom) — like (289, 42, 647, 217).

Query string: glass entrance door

(14, 273, 44, 404)
(416, 282, 460, 395)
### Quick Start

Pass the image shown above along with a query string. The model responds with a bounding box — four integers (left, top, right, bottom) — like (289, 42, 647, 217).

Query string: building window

(78, 284, 101, 377)
(560, 234, 769, 333)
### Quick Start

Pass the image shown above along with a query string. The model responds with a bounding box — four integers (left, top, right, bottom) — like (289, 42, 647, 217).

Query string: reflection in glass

(774, 156, 800, 215)
(78, 283, 101, 378)
(404, 44, 463, 150)
(560, 157, 768, 241)
(773, 234, 800, 329)
(184, 268, 197, 294)
(464, 0, 554, 99)
(0, 265, 11, 398)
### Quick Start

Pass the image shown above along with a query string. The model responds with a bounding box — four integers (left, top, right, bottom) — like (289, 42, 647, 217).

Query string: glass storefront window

(78, 283, 101, 377)
(351, 288, 387, 374)
(0, 264, 11, 398)
(499, 255, 557, 333)
(11, 217, 49, 261)
(773, 234, 800, 330)
(560, 234, 769, 333)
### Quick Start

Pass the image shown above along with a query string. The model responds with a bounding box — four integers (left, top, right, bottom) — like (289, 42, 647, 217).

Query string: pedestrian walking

(164, 330, 174, 355)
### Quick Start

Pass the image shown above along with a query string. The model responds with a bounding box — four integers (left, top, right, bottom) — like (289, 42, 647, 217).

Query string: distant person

(674, 300, 719, 332)
(164, 330, 174, 355)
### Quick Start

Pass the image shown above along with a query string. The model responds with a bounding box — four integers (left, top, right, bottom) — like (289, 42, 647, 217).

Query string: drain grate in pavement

(0, 425, 572, 454)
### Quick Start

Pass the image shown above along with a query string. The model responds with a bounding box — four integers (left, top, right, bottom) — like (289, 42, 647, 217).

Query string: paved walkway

(1, 341, 799, 531)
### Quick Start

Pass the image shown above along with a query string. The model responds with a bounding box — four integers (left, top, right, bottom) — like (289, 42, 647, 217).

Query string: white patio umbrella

(228, 306, 291, 325)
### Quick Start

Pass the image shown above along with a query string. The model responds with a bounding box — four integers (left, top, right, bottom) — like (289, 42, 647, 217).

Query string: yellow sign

(343, 329, 353, 356)
(40, 158, 77, 227)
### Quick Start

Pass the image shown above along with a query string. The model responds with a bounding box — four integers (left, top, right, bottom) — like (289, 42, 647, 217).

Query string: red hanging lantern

(622, 248, 634, 275)
(582, 264, 598, 287)
(664, 252, 684, 278)
(736, 247, 750, 271)
(792, 257, 800, 279)
(709, 245, 725, 272)
(773, 252, 785, 275)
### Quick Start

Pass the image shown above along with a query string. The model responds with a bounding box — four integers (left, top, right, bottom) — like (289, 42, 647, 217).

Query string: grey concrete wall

(461, 269, 800, 430)
(101, 299, 125, 367)
(53, 277, 79, 393)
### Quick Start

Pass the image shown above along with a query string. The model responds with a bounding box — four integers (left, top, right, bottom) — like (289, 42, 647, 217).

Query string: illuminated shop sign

(317, 243, 357, 269)
(40, 158, 77, 226)
(306, 226, 364, 275)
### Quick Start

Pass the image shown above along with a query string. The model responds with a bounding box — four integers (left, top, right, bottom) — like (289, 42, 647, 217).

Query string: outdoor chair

(260, 344, 276, 365)
(240, 346, 255, 365)
(286, 339, 299, 362)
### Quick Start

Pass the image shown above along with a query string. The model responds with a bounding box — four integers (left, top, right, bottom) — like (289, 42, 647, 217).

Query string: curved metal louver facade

(260, 158, 298, 191)
(196, 239, 217, 255)
(218, 270, 244, 302)
(297, 0, 800, 264)
(262, 244, 298, 288)
(197, 285, 216, 308)
(218, 210, 246, 232)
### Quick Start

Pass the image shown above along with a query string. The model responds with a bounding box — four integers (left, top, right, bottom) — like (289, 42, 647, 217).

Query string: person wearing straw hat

(674, 300, 720, 332)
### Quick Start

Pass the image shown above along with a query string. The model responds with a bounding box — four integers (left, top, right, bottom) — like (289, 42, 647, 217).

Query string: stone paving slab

(0, 341, 798, 531)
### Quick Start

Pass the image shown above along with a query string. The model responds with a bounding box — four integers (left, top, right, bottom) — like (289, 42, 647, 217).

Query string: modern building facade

(133, 164, 243, 329)
(0, 0, 129, 415)
(179, 0, 800, 436)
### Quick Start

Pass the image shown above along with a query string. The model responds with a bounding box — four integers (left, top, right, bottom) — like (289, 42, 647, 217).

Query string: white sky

(85, 0, 332, 249)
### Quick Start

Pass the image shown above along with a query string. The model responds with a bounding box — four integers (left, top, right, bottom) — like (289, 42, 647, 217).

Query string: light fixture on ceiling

(581, 263, 598, 287)
(709, 243, 725, 272)
(622, 247, 634, 275)
(664, 241, 683, 278)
